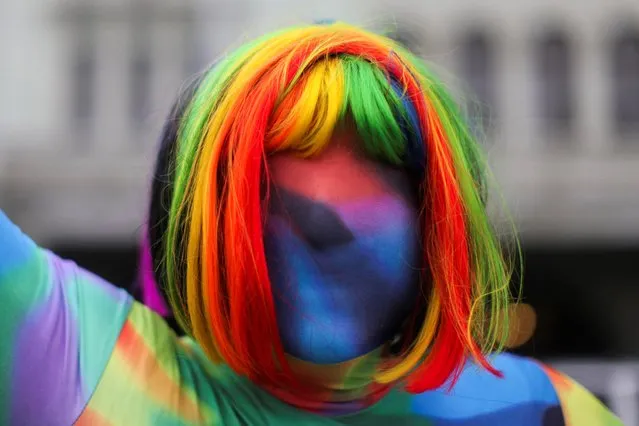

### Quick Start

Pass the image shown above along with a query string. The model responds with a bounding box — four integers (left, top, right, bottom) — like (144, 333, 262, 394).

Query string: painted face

(265, 130, 421, 364)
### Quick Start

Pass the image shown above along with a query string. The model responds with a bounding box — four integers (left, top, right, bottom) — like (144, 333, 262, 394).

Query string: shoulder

(409, 353, 623, 426)
(76, 302, 220, 425)
(77, 301, 298, 425)
(410, 353, 564, 425)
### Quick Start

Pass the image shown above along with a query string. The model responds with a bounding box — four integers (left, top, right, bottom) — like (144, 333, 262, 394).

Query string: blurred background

(1, 0, 638, 422)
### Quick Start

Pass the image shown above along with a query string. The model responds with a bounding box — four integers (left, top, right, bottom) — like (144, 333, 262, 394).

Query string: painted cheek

(336, 198, 420, 281)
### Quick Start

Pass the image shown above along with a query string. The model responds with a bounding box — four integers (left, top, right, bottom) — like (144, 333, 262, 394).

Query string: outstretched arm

(0, 210, 133, 425)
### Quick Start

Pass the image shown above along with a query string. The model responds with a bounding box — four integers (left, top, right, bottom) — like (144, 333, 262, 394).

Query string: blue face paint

(265, 187, 421, 364)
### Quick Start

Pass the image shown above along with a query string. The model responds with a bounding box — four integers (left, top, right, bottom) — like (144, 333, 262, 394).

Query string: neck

(261, 346, 396, 416)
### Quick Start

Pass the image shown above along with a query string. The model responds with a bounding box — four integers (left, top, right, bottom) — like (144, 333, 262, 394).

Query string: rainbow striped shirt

(0, 210, 622, 425)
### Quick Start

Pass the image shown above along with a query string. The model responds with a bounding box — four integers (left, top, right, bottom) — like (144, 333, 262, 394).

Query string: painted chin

(265, 214, 420, 364)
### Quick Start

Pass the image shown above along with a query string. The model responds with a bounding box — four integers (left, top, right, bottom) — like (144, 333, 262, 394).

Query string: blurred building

(0, 0, 239, 243)
(386, 1, 639, 247)
(0, 0, 370, 244)
(1, 0, 638, 244)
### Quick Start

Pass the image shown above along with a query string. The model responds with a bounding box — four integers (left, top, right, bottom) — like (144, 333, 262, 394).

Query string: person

(0, 22, 622, 425)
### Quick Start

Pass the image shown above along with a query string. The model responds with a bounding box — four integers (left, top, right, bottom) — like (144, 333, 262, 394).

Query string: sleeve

(538, 363, 625, 426)
(0, 210, 133, 426)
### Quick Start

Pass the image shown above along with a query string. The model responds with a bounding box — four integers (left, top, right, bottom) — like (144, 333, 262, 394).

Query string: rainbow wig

(148, 22, 517, 394)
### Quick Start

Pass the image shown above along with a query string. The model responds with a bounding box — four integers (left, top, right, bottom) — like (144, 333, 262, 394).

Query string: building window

(130, 23, 152, 128)
(184, 44, 204, 78)
(130, 45, 151, 126)
(183, 23, 206, 78)
(72, 23, 95, 134)
(612, 28, 639, 135)
(536, 31, 574, 134)
(73, 48, 95, 125)
(459, 30, 496, 135)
